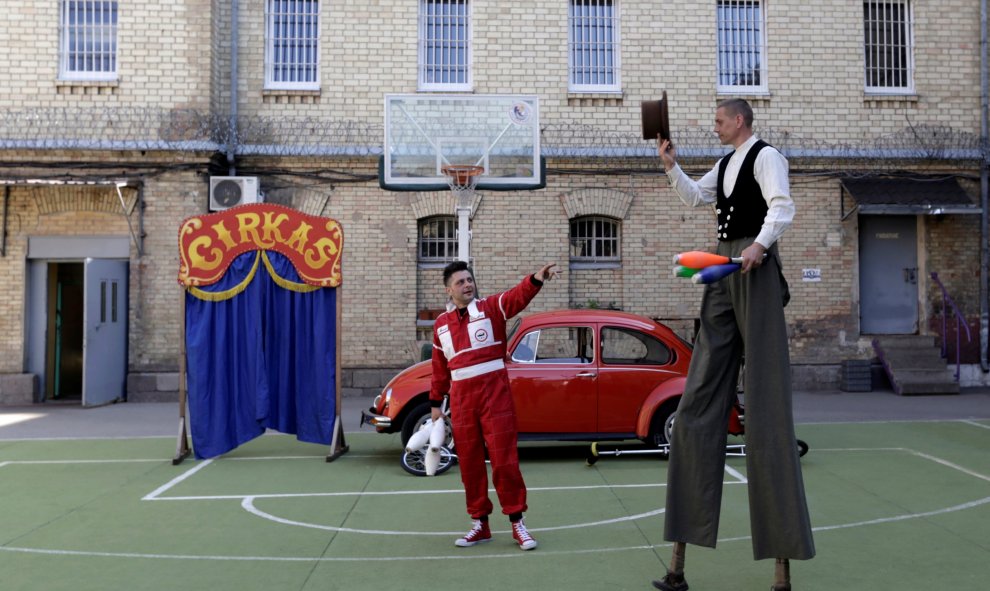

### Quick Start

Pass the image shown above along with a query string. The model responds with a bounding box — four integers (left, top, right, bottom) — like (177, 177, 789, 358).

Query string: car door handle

(576, 372, 597, 378)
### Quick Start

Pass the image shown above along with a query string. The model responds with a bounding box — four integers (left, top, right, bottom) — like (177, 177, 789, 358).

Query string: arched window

(418, 216, 459, 262)
(569, 216, 620, 264)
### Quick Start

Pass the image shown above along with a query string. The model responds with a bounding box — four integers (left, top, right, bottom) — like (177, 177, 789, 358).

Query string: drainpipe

(227, 0, 239, 176)
(981, 0, 989, 371)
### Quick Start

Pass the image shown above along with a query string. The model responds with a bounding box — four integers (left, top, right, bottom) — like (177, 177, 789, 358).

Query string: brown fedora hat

(641, 91, 670, 141)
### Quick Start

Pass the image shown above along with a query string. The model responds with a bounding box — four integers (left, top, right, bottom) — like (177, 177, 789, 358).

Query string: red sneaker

(454, 520, 492, 547)
(511, 518, 538, 550)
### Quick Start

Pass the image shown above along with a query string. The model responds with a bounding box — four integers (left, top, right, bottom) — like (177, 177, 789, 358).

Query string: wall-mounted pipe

(981, 0, 988, 371)
(227, 0, 239, 176)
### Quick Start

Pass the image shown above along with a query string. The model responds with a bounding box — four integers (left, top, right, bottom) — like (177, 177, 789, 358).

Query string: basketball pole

(443, 166, 483, 264)
(456, 197, 472, 263)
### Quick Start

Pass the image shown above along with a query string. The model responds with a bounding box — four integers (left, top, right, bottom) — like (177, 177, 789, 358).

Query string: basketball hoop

(442, 165, 484, 209)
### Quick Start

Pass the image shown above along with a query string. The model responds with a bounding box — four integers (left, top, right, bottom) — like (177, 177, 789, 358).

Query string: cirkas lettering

(180, 205, 342, 286)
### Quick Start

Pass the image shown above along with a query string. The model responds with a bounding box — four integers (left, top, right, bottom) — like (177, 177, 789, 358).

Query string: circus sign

(178, 203, 343, 287)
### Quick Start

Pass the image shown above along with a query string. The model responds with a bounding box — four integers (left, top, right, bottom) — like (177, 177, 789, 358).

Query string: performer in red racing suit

(430, 260, 558, 551)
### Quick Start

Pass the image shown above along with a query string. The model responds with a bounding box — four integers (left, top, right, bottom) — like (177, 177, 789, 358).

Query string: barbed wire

(0, 107, 985, 169)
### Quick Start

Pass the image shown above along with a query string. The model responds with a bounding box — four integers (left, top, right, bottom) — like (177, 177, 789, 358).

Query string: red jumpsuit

(430, 275, 542, 519)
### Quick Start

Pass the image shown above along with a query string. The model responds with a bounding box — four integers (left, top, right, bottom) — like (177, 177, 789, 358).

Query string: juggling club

(672, 251, 743, 268)
(405, 421, 432, 452)
(691, 263, 741, 284)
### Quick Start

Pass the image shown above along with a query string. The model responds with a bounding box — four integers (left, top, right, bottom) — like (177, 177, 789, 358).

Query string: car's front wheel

(401, 447, 457, 476)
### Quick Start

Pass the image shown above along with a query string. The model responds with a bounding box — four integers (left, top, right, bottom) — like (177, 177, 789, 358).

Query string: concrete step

(884, 352, 952, 371)
(873, 335, 937, 351)
(897, 380, 962, 395)
(891, 370, 961, 395)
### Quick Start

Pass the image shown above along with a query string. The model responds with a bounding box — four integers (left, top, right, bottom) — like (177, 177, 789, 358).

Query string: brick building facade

(1, 0, 986, 405)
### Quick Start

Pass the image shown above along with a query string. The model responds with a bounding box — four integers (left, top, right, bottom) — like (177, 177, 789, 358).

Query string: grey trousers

(663, 238, 815, 561)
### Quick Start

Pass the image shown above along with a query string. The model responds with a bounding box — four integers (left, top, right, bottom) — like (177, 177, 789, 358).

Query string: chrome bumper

(360, 409, 392, 429)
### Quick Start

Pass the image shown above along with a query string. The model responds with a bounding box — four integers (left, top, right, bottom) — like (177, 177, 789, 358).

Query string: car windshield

(507, 317, 521, 341)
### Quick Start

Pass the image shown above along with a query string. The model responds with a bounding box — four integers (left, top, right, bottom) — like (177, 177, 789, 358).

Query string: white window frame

(715, 0, 768, 94)
(58, 0, 118, 81)
(568, 0, 622, 93)
(265, 0, 322, 91)
(569, 215, 621, 266)
(418, 0, 473, 92)
(863, 0, 915, 95)
(418, 216, 460, 264)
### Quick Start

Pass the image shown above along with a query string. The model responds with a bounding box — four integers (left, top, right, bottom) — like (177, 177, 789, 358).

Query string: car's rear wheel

(647, 401, 679, 449)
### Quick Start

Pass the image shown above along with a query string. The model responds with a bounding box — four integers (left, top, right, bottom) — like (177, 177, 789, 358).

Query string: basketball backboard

(381, 94, 544, 192)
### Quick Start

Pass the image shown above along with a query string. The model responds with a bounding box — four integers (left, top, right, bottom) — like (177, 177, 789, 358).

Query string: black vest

(715, 140, 770, 241)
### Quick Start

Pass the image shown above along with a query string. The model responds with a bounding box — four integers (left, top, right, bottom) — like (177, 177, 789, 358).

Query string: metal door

(859, 216, 918, 334)
(508, 325, 598, 433)
(82, 259, 128, 406)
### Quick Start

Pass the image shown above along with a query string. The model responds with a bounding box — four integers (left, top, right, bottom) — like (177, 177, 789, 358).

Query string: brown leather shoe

(651, 571, 688, 591)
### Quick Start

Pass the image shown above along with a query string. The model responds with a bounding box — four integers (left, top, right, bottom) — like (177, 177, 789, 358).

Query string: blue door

(859, 216, 918, 334)
(82, 259, 128, 406)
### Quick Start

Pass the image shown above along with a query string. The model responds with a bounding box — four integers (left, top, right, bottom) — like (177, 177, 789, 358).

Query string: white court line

(961, 419, 990, 431)
(715, 496, 990, 542)
(0, 447, 988, 563)
(812, 447, 990, 484)
(0, 459, 163, 466)
(242, 497, 667, 535)
(4, 495, 990, 563)
(149, 481, 732, 502)
(142, 459, 213, 501)
(0, 435, 177, 442)
(724, 464, 747, 483)
(0, 543, 657, 562)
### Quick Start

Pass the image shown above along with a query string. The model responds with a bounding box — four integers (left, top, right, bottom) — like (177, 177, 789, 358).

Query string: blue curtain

(185, 251, 337, 459)
(260, 251, 337, 447)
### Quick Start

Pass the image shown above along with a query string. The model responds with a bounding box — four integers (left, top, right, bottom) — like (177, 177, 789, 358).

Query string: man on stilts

(653, 98, 815, 591)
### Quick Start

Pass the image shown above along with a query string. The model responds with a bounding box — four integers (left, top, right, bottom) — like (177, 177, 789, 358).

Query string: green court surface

(1, 421, 989, 591)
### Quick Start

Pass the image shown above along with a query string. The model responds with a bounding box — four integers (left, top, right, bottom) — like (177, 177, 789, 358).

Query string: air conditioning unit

(209, 176, 261, 211)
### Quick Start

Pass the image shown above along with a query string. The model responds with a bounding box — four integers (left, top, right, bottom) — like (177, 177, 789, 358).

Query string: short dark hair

(717, 98, 754, 128)
(442, 260, 472, 285)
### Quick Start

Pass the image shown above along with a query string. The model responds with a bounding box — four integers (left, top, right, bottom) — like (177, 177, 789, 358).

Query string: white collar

(467, 299, 482, 319)
(733, 135, 760, 156)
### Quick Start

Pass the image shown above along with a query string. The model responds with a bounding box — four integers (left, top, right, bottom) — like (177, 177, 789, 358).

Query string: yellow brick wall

(0, 0, 985, 392)
(0, 1, 213, 108)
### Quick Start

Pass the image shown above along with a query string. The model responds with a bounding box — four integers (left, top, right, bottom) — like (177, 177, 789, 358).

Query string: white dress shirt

(665, 135, 795, 248)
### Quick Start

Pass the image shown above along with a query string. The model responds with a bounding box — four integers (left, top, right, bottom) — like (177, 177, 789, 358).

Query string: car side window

(512, 331, 539, 362)
(601, 327, 671, 366)
(514, 326, 594, 364)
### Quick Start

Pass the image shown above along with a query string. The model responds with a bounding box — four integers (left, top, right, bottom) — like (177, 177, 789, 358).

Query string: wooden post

(326, 287, 349, 462)
(172, 288, 192, 465)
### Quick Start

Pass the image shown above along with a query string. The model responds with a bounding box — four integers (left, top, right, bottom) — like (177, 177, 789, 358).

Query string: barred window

(716, 0, 766, 92)
(418, 216, 459, 262)
(568, 0, 621, 92)
(570, 216, 620, 263)
(419, 0, 471, 91)
(59, 1, 118, 81)
(863, 1, 914, 93)
(265, 0, 321, 89)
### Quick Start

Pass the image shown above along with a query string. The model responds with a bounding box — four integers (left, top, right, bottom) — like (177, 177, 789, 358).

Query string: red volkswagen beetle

(361, 309, 693, 452)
